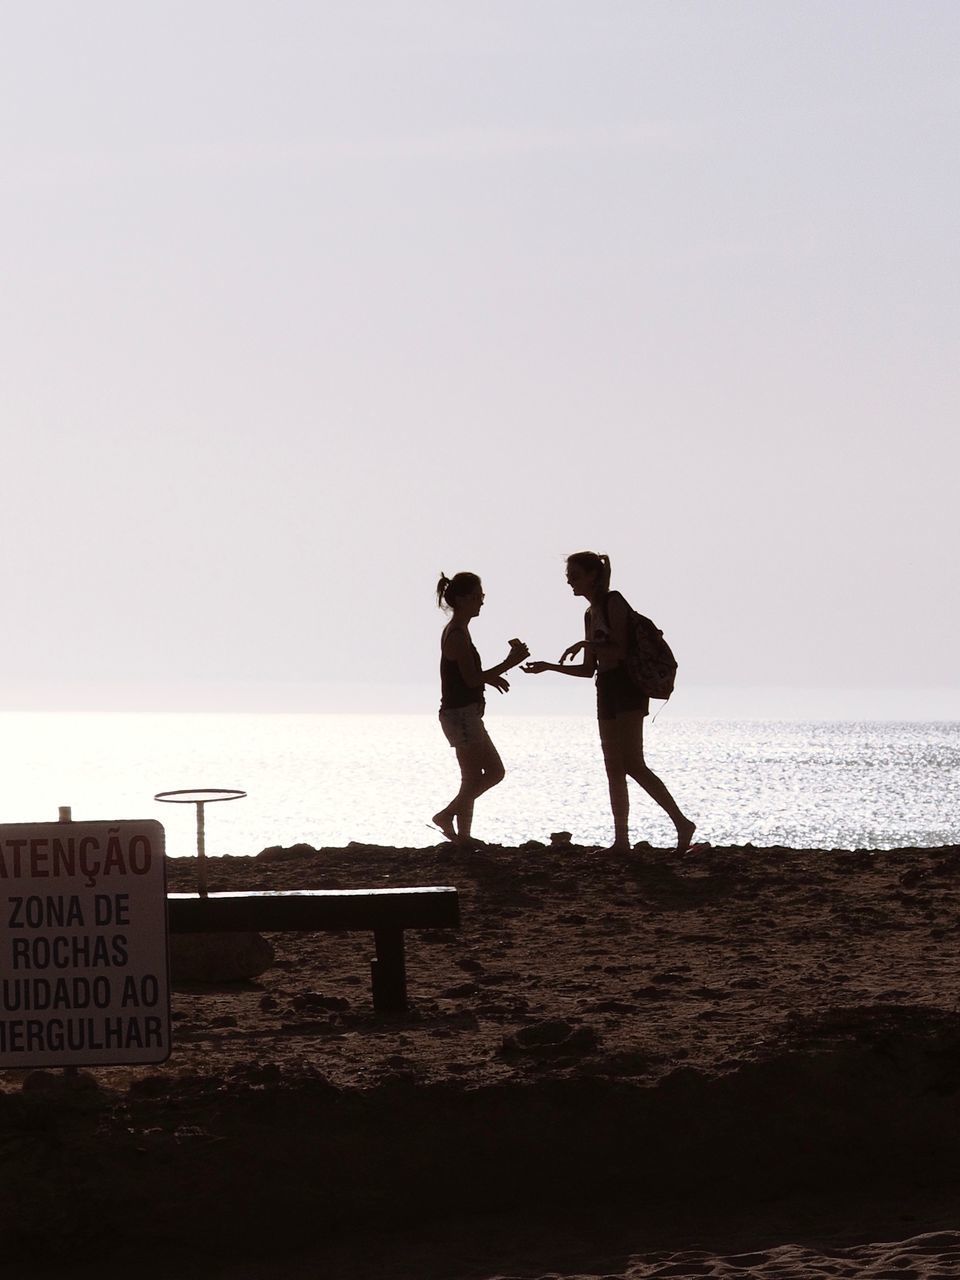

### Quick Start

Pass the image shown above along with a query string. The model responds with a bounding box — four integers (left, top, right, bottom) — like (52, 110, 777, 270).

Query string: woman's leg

(598, 717, 631, 852)
(619, 712, 696, 852)
(435, 732, 505, 845)
(474, 733, 506, 798)
(434, 742, 484, 843)
(456, 733, 505, 842)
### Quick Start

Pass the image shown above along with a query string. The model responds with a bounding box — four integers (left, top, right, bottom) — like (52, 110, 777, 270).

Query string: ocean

(0, 713, 956, 860)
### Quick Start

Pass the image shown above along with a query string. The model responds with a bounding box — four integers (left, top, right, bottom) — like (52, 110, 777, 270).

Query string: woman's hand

(507, 638, 530, 667)
(521, 661, 549, 675)
(559, 641, 584, 664)
(488, 674, 510, 694)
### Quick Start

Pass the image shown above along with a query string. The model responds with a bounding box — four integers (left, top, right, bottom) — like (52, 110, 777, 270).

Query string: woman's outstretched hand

(559, 641, 584, 664)
(521, 661, 549, 674)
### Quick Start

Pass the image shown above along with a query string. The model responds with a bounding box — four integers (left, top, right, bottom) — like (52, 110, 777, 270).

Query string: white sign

(0, 820, 170, 1068)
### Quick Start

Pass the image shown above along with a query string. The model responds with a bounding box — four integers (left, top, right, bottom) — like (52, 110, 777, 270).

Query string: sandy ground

(3, 838, 960, 1278)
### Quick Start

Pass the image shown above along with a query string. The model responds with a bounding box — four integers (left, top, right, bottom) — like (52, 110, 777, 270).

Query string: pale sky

(2, 2, 957, 718)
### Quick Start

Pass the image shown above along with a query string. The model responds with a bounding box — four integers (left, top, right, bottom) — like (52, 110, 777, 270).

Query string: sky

(2, 1, 957, 718)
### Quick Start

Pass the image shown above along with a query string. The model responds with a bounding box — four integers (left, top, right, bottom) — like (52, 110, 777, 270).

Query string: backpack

(603, 591, 677, 700)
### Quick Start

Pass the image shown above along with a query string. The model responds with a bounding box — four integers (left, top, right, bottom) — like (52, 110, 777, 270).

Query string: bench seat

(167, 887, 460, 1012)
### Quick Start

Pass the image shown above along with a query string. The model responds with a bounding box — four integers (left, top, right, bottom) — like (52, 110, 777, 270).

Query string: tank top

(439, 628, 485, 713)
(587, 601, 614, 676)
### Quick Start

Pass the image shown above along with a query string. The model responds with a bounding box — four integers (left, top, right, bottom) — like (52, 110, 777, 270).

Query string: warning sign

(0, 820, 170, 1068)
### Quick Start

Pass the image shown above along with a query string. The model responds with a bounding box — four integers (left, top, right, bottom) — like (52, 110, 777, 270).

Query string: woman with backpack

(433, 571, 529, 849)
(522, 551, 697, 854)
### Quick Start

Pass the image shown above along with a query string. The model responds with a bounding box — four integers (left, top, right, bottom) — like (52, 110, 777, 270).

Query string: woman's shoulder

(441, 622, 470, 651)
(604, 589, 630, 614)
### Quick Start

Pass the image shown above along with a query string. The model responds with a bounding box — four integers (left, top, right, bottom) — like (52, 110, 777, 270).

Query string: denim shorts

(439, 704, 489, 749)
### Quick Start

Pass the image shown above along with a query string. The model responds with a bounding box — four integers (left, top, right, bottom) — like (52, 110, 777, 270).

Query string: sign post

(0, 818, 170, 1069)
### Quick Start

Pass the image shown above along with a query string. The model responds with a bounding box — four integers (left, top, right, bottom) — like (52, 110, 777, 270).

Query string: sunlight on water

(0, 713, 956, 858)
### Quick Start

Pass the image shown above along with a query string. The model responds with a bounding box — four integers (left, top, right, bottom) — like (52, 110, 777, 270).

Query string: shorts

(439, 703, 490, 749)
(596, 667, 649, 721)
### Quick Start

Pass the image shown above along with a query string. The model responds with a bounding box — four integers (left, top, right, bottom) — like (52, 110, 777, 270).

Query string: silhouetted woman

(433, 572, 529, 848)
(523, 552, 696, 853)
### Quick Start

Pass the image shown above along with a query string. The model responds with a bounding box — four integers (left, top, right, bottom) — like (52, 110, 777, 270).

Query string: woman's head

(566, 551, 611, 598)
(436, 571, 484, 613)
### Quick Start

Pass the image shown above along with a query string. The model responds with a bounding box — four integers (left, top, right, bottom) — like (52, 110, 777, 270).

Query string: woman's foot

(431, 812, 457, 842)
(457, 832, 487, 848)
(675, 818, 697, 853)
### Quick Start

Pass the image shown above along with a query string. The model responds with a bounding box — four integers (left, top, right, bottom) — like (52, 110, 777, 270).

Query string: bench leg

(371, 928, 407, 1013)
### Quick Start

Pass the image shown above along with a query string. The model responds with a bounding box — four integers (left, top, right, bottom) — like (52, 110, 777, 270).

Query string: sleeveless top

(586, 600, 614, 675)
(440, 628, 485, 713)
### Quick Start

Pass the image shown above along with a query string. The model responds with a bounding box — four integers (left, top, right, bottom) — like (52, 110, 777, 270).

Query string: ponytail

(436, 570, 482, 611)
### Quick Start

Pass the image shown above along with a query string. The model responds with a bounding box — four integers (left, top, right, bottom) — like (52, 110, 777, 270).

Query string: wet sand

(3, 839, 960, 1278)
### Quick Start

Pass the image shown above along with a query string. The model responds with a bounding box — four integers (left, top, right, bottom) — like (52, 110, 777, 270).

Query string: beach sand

(3, 839, 960, 1278)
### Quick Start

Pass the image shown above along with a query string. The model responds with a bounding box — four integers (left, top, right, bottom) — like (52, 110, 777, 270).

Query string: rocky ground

(3, 838, 960, 1278)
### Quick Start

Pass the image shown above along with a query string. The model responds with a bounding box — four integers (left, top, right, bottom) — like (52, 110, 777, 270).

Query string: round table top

(154, 788, 247, 805)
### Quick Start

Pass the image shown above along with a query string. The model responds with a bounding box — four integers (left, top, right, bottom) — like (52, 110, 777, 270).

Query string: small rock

(291, 991, 350, 1012)
(652, 970, 690, 985)
(500, 1020, 600, 1056)
(516, 1019, 577, 1046)
(565, 1026, 601, 1053)
(256, 843, 318, 861)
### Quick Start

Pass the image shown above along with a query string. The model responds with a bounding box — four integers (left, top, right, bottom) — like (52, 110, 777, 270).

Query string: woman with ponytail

(523, 552, 697, 854)
(432, 572, 529, 848)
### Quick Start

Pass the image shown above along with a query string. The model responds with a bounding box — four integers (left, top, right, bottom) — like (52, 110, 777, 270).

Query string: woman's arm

(523, 659, 594, 677)
(482, 638, 529, 684)
(523, 619, 597, 677)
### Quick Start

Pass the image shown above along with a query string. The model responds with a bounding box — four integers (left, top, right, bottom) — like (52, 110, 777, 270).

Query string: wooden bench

(167, 887, 460, 1013)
